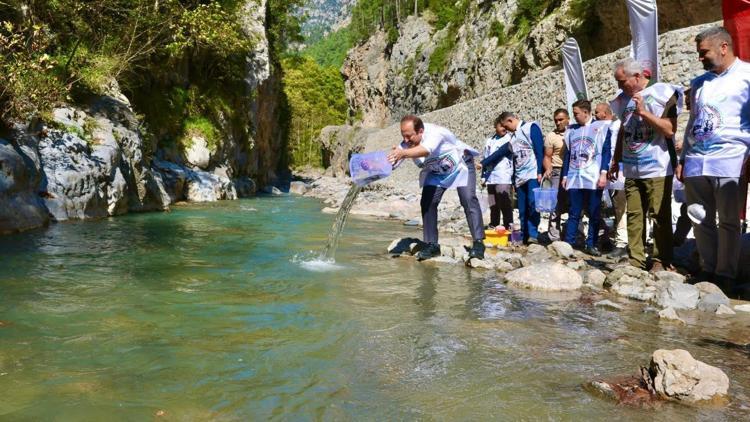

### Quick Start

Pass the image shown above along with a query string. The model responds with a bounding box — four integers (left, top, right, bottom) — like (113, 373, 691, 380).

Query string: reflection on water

(1, 196, 749, 419)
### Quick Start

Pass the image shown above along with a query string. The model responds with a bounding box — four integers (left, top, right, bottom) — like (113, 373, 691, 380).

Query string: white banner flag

(561, 38, 588, 111)
(626, 0, 660, 81)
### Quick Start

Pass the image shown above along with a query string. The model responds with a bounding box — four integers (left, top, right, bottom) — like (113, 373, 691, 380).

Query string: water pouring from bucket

(321, 151, 396, 261)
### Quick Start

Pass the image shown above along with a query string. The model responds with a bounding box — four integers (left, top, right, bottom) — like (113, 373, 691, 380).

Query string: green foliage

(513, 0, 562, 38)
(302, 27, 353, 68)
(281, 56, 347, 167)
(181, 116, 219, 152)
(489, 20, 506, 45)
(428, 33, 456, 75)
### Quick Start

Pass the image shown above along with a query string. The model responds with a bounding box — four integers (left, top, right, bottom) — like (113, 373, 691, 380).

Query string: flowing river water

(1, 195, 749, 420)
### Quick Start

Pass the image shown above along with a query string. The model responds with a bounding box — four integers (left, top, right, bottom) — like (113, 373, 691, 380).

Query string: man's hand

(561, 177, 567, 189)
(597, 172, 607, 189)
(542, 168, 552, 180)
(537, 174, 543, 184)
(675, 163, 684, 182)
(608, 161, 620, 181)
(387, 146, 403, 164)
(633, 92, 645, 116)
(475, 162, 482, 171)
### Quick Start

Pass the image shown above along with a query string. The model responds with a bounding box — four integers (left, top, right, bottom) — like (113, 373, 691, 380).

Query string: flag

(723, 0, 750, 60)
(626, 0, 659, 81)
(561, 38, 588, 111)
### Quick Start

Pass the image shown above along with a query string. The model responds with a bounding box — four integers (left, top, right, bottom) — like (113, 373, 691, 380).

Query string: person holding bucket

(560, 100, 613, 257)
(387, 115, 486, 261)
(481, 112, 545, 244)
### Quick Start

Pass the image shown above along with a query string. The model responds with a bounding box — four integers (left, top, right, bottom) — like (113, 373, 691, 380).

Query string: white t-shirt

(563, 119, 610, 190)
(400, 123, 479, 188)
(683, 59, 750, 178)
(483, 133, 513, 185)
(610, 83, 683, 179)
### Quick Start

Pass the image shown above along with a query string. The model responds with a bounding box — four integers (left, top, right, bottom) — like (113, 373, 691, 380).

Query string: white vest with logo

(564, 119, 610, 190)
(511, 121, 541, 187)
(483, 133, 513, 185)
(610, 83, 682, 179)
(683, 59, 750, 178)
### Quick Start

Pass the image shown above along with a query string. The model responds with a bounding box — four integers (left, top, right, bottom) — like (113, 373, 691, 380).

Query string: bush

(489, 20, 506, 44)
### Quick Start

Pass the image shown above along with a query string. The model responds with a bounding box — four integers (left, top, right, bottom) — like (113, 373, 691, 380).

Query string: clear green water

(1, 196, 749, 420)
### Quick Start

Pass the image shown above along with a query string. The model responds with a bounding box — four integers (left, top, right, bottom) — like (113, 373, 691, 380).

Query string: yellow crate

(484, 229, 509, 247)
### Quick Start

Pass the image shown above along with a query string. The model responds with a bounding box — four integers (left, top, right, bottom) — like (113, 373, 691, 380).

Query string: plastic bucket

(349, 151, 393, 187)
(484, 229, 509, 247)
(533, 188, 558, 213)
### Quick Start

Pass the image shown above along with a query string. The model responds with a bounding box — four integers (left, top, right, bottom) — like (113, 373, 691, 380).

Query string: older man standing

(609, 57, 682, 272)
(676, 26, 750, 287)
(388, 115, 485, 261)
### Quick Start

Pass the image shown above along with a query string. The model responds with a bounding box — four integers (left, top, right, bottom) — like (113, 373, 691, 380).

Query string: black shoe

(484, 224, 497, 230)
(468, 240, 486, 260)
(584, 246, 602, 257)
(416, 243, 441, 261)
(607, 247, 628, 259)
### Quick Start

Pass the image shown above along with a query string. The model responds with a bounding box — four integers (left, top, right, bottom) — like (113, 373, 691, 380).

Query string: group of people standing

(387, 26, 750, 293)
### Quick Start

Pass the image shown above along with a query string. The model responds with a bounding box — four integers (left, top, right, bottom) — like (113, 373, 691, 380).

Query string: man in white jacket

(388, 115, 485, 261)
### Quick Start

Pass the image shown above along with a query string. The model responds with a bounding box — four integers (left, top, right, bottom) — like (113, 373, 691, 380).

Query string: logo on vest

(691, 102, 723, 152)
(622, 102, 655, 155)
(570, 136, 597, 170)
(426, 153, 457, 175)
(513, 137, 534, 172)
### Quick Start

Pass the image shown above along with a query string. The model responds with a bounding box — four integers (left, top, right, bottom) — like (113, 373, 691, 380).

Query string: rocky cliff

(0, 0, 286, 235)
(342, 0, 722, 127)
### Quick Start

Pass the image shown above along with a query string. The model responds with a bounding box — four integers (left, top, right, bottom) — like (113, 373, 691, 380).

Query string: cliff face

(0, 0, 287, 235)
(342, 0, 722, 127)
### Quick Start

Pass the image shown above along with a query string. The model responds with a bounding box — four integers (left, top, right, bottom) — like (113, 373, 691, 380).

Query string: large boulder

(504, 263, 583, 291)
(605, 266, 658, 302)
(645, 349, 729, 404)
(0, 138, 49, 233)
(653, 281, 700, 310)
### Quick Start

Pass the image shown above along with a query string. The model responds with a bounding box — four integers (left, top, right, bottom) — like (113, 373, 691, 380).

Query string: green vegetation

(489, 20, 506, 45)
(302, 27, 354, 68)
(281, 56, 348, 167)
(428, 34, 456, 75)
(513, 0, 563, 38)
(182, 116, 220, 152)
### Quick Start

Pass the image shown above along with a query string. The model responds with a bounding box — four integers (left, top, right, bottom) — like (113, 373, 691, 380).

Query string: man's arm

(601, 129, 613, 172)
(530, 124, 545, 178)
(633, 92, 678, 138)
(387, 144, 429, 164)
(480, 142, 512, 169)
(609, 125, 625, 180)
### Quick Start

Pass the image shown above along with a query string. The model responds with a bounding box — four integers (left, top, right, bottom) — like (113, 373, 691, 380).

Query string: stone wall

(359, 21, 719, 193)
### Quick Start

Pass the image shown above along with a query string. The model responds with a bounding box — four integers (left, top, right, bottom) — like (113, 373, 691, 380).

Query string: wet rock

(595, 300, 624, 311)
(262, 185, 283, 195)
(694, 282, 724, 297)
(234, 176, 257, 197)
(504, 263, 583, 291)
(716, 304, 736, 315)
(734, 304, 750, 313)
(586, 375, 659, 408)
(430, 256, 459, 264)
(696, 292, 730, 313)
(521, 249, 552, 267)
(658, 307, 686, 324)
(604, 266, 652, 288)
(289, 181, 310, 195)
(387, 237, 423, 256)
(654, 282, 700, 310)
(527, 244, 546, 254)
(548, 241, 574, 258)
(467, 258, 494, 270)
(0, 138, 49, 234)
(584, 269, 607, 289)
(607, 270, 658, 302)
(494, 260, 514, 272)
(644, 349, 729, 404)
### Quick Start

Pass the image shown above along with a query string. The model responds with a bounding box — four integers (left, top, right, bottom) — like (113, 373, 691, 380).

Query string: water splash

(323, 184, 362, 259)
(291, 253, 345, 272)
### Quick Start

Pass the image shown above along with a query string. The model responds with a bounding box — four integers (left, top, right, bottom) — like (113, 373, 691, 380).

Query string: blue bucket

(349, 151, 393, 187)
(533, 188, 558, 213)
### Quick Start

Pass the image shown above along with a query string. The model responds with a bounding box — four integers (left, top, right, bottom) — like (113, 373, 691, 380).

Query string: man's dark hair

(572, 100, 592, 113)
(696, 26, 734, 49)
(494, 115, 504, 126)
(553, 108, 569, 117)
(401, 114, 424, 131)
(498, 111, 517, 122)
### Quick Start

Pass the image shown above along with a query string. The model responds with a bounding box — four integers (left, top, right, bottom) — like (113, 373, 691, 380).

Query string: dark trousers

(516, 179, 541, 241)
(421, 159, 484, 244)
(487, 184, 513, 228)
(566, 188, 604, 249)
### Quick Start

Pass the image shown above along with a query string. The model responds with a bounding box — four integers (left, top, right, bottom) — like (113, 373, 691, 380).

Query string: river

(1, 195, 749, 419)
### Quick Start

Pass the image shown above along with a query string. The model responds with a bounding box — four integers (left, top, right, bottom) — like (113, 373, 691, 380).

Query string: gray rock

(183, 135, 211, 169)
(654, 282, 700, 310)
(527, 244, 547, 254)
(494, 260, 514, 272)
(605, 266, 652, 288)
(566, 260, 585, 271)
(288, 181, 310, 195)
(262, 185, 283, 195)
(734, 304, 750, 313)
(694, 282, 724, 297)
(715, 304, 736, 315)
(696, 292, 730, 313)
(0, 138, 49, 234)
(645, 349, 729, 403)
(595, 300, 624, 311)
(504, 263, 583, 291)
(584, 269, 607, 289)
(467, 258, 494, 270)
(653, 271, 686, 284)
(549, 241, 574, 258)
(658, 307, 686, 324)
